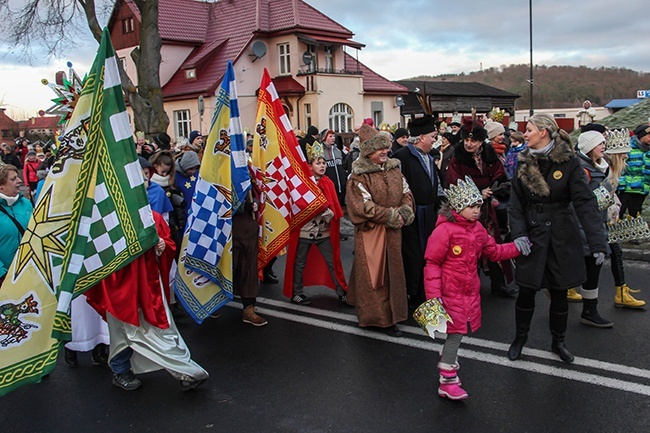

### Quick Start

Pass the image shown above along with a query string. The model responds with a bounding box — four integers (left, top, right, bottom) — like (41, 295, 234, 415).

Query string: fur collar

(453, 141, 500, 168)
(351, 155, 401, 175)
(516, 137, 574, 197)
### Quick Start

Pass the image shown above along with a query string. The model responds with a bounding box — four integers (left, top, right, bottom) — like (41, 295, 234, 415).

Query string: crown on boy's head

(444, 176, 483, 212)
(305, 141, 324, 163)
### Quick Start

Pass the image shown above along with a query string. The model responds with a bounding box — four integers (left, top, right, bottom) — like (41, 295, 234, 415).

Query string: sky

(0, 0, 648, 119)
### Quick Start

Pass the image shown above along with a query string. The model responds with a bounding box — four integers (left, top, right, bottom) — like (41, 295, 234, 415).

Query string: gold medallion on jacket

(452, 245, 462, 255)
(553, 170, 563, 180)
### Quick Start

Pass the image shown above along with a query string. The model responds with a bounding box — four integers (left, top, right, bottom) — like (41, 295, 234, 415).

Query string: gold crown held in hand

(444, 175, 483, 212)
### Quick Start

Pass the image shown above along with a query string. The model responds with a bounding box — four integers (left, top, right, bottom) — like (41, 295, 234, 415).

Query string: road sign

(636, 90, 650, 98)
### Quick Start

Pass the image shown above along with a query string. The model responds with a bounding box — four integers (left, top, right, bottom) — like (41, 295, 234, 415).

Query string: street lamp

(529, 0, 534, 117)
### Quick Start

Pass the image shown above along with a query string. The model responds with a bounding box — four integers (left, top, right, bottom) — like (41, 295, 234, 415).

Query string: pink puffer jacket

(423, 206, 519, 334)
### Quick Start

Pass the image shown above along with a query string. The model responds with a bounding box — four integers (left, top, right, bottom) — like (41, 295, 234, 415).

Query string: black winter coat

(509, 138, 607, 291)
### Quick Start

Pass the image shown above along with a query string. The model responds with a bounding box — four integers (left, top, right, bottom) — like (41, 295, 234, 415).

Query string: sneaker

(291, 294, 312, 305)
(242, 305, 268, 327)
(112, 371, 142, 391)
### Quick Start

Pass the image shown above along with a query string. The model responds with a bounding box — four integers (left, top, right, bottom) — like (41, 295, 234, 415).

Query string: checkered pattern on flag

(53, 27, 158, 340)
(174, 61, 251, 323)
(251, 69, 327, 271)
(0, 27, 155, 397)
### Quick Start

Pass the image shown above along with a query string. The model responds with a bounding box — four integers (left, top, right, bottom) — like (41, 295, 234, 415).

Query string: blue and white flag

(174, 61, 251, 322)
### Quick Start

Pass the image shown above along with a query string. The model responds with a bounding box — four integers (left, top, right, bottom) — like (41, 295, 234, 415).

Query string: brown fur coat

(346, 156, 415, 327)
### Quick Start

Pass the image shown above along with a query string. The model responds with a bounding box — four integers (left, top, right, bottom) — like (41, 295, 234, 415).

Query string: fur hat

(484, 121, 505, 140)
(154, 132, 171, 150)
(408, 115, 436, 137)
(459, 114, 487, 141)
(577, 130, 605, 155)
(307, 125, 319, 136)
(358, 124, 391, 157)
(633, 124, 650, 139)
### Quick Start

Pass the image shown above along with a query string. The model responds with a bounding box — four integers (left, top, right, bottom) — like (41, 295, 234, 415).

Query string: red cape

(86, 212, 176, 329)
(283, 175, 348, 297)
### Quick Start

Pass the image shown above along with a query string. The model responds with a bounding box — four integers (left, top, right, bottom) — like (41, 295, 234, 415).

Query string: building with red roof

(108, 0, 407, 140)
(0, 109, 20, 143)
(18, 115, 61, 137)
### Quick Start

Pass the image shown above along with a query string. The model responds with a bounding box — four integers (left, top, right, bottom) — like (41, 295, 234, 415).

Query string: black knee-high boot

(508, 306, 535, 360)
(549, 309, 574, 363)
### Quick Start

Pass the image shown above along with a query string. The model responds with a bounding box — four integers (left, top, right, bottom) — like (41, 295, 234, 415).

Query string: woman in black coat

(507, 114, 607, 363)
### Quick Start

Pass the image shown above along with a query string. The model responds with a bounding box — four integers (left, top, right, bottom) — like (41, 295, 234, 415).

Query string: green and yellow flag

(0, 28, 157, 397)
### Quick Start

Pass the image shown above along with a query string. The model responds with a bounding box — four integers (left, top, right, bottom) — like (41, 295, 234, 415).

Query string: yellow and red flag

(251, 69, 327, 271)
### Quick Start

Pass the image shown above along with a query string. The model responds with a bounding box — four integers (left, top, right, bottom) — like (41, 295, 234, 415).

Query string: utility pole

(529, 0, 534, 117)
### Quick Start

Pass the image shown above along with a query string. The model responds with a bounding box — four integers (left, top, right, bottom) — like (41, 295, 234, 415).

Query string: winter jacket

(509, 137, 607, 291)
(423, 204, 519, 334)
(577, 152, 610, 256)
(23, 160, 40, 185)
(504, 143, 527, 179)
(323, 143, 347, 205)
(0, 195, 32, 279)
(618, 136, 650, 196)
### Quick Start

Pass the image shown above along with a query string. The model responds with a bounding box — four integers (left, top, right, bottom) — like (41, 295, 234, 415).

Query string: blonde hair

(528, 113, 571, 144)
(605, 153, 627, 189)
(0, 164, 19, 186)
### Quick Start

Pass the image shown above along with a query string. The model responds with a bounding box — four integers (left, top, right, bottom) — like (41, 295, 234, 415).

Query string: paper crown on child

(605, 129, 631, 154)
(305, 141, 324, 163)
(444, 175, 483, 212)
(607, 215, 650, 243)
(593, 186, 615, 211)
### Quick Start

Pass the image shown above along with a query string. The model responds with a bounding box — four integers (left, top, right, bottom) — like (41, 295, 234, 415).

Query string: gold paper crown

(605, 129, 631, 154)
(444, 175, 483, 211)
(607, 215, 650, 243)
(593, 186, 615, 211)
(413, 298, 453, 336)
(305, 141, 324, 163)
(135, 131, 145, 139)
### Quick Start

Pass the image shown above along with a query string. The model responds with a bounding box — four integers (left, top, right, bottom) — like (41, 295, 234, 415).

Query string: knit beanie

(188, 130, 202, 145)
(178, 151, 201, 173)
(358, 124, 390, 157)
(577, 130, 605, 155)
(484, 121, 505, 140)
(307, 125, 319, 136)
(393, 127, 409, 140)
(633, 124, 650, 139)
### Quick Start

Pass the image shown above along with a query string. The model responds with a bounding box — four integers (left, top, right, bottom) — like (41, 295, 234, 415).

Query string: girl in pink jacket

(423, 176, 530, 400)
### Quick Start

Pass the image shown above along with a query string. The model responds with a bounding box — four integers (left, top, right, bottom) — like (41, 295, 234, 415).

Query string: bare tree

(0, 0, 169, 136)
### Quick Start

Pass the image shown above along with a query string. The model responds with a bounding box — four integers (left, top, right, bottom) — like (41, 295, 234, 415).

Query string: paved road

(2, 239, 650, 433)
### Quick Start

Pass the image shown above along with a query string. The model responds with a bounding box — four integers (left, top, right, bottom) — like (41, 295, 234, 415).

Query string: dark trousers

(618, 192, 646, 218)
(583, 255, 602, 291)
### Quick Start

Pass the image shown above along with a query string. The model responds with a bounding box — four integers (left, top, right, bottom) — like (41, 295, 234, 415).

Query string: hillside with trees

(410, 64, 650, 109)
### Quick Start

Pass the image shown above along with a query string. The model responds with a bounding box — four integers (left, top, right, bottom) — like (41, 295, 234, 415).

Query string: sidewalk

(621, 243, 650, 262)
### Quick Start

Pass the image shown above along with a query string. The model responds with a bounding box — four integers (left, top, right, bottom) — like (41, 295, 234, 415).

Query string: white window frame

(174, 109, 192, 140)
(304, 103, 312, 128)
(279, 43, 291, 76)
(324, 45, 333, 72)
(329, 103, 353, 133)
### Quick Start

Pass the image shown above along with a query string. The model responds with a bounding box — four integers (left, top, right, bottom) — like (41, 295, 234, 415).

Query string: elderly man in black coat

(393, 115, 444, 306)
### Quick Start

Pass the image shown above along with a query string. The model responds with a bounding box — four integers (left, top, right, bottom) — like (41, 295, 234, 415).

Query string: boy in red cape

(86, 211, 208, 391)
(283, 141, 348, 305)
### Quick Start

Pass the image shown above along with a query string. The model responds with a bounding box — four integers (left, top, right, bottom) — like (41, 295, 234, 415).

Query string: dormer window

(185, 69, 196, 80)
(122, 17, 134, 34)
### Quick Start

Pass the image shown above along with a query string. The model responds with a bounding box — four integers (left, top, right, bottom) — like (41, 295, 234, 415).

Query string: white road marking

(226, 298, 650, 396)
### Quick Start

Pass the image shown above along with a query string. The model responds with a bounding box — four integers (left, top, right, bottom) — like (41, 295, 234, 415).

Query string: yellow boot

(614, 285, 646, 309)
(567, 288, 582, 303)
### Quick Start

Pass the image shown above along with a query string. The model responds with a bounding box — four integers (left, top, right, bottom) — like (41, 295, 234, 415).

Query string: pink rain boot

(438, 362, 468, 400)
